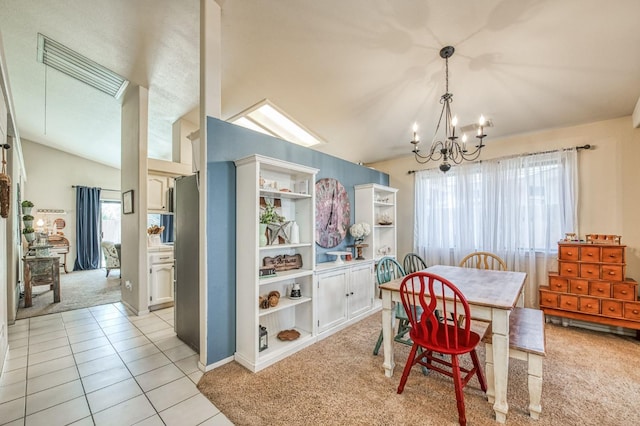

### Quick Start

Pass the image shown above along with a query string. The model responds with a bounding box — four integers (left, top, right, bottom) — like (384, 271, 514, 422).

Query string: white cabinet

(148, 174, 173, 212)
(355, 184, 398, 261)
(235, 154, 318, 372)
(315, 260, 375, 338)
(148, 246, 174, 308)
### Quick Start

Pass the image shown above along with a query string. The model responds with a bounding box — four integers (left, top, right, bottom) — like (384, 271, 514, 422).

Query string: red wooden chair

(397, 272, 487, 426)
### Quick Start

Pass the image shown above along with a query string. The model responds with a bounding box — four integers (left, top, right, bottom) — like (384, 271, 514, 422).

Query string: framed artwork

(315, 178, 350, 248)
(122, 190, 134, 214)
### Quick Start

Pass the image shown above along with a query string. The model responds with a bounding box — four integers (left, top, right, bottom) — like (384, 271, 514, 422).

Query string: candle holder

(348, 243, 368, 260)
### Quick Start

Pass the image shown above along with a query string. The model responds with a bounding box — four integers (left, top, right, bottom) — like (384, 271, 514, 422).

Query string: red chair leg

(397, 343, 419, 394)
(451, 355, 467, 426)
(470, 349, 487, 392)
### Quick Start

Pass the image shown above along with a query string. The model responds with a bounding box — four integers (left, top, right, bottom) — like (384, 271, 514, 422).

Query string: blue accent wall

(205, 117, 389, 365)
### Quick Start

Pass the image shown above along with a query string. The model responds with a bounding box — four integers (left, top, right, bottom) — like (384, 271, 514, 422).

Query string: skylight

(228, 99, 326, 147)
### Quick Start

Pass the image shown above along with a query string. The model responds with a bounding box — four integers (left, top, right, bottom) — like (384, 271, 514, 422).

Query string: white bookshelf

(354, 184, 398, 261)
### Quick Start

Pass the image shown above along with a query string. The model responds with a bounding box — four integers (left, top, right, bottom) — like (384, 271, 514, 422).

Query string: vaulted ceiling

(1, 0, 639, 169)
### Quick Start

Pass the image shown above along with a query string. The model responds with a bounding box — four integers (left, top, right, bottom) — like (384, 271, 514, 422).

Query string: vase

(23, 220, 34, 228)
(22, 206, 32, 215)
(24, 232, 35, 243)
(259, 223, 268, 247)
(290, 221, 300, 244)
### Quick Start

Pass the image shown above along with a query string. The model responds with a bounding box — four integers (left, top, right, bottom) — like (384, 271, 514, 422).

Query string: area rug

(198, 312, 640, 426)
(17, 268, 122, 319)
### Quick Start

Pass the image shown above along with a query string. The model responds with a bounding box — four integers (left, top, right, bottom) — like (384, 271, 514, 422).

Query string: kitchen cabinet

(315, 260, 375, 338)
(148, 246, 174, 308)
(148, 173, 173, 212)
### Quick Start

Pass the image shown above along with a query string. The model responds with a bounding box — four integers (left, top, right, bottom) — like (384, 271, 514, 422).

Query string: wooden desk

(48, 235, 70, 273)
(23, 256, 61, 307)
(380, 265, 527, 423)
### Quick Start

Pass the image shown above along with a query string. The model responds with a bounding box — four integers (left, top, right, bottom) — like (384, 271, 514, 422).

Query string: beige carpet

(17, 268, 122, 319)
(198, 312, 640, 426)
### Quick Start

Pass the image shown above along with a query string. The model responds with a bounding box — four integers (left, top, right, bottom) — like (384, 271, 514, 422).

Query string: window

(414, 149, 578, 306)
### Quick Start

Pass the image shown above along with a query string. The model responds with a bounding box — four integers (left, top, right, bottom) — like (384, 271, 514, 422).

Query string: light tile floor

(0, 303, 233, 426)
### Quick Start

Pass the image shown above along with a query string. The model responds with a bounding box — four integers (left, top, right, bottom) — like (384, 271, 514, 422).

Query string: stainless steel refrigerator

(174, 173, 200, 352)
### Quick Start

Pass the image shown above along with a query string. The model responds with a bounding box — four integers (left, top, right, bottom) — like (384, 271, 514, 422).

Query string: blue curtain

(74, 186, 102, 270)
(160, 214, 174, 243)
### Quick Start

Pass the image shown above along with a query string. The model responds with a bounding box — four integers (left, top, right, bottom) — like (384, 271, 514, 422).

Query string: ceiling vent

(37, 33, 129, 99)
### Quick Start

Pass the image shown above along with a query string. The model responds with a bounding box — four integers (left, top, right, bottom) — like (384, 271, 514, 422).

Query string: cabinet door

(148, 176, 168, 211)
(348, 264, 373, 318)
(316, 270, 348, 333)
(150, 263, 174, 305)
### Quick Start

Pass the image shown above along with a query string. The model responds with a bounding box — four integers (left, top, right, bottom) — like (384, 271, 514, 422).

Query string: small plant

(23, 214, 34, 221)
(259, 201, 285, 224)
(21, 200, 34, 208)
(22, 227, 35, 234)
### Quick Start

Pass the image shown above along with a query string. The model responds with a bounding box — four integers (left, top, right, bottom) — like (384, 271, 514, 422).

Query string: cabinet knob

(608, 271, 615, 275)
(633, 310, 639, 314)
(588, 253, 593, 256)
(350, 292, 354, 295)
(567, 252, 573, 256)
(586, 304, 592, 308)
(597, 288, 604, 293)
(608, 307, 615, 312)
(565, 301, 572, 306)
(621, 290, 628, 295)
(587, 270, 593, 274)
(577, 286, 583, 290)
(345, 293, 350, 297)
(566, 268, 572, 272)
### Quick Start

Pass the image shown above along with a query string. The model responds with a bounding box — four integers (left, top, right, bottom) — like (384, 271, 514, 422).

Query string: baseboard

(120, 299, 149, 316)
(203, 355, 235, 372)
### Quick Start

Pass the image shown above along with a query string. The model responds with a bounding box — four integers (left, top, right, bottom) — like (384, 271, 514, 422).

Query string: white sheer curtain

(414, 149, 578, 307)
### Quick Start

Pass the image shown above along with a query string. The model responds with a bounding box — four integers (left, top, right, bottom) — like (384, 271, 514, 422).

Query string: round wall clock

(315, 178, 350, 248)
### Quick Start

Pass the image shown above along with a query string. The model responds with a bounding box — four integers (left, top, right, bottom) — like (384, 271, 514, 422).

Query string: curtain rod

(71, 185, 120, 192)
(407, 144, 592, 174)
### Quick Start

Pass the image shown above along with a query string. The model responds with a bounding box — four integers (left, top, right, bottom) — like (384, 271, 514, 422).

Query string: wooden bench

(483, 307, 546, 420)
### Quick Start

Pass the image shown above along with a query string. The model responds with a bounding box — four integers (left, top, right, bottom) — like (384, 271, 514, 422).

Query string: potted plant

(259, 201, 285, 246)
(23, 214, 34, 228)
(21, 200, 34, 215)
(22, 227, 36, 243)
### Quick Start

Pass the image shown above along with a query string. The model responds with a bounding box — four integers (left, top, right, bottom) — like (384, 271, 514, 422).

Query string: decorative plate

(315, 178, 350, 248)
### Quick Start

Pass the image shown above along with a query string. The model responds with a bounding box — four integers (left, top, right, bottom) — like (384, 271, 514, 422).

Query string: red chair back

(399, 271, 474, 353)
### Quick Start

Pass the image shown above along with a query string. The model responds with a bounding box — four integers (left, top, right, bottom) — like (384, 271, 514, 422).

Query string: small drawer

(601, 264, 624, 281)
(579, 263, 600, 279)
(559, 262, 579, 277)
(569, 279, 589, 295)
(601, 300, 623, 317)
(580, 246, 600, 261)
(539, 289, 559, 308)
(579, 297, 600, 314)
(559, 294, 579, 310)
(559, 246, 579, 261)
(150, 253, 174, 264)
(612, 283, 637, 301)
(549, 276, 568, 292)
(624, 302, 640, 321)
(589, 281, 611, 297)
(601, 247, 624, 264)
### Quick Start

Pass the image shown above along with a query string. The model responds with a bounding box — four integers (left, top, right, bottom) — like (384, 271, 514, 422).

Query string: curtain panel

(73, 186, 102, 270)
(414, 149, 578, 307)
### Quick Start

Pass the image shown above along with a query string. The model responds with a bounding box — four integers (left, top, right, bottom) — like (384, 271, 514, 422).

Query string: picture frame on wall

(122, 190, 134, 214)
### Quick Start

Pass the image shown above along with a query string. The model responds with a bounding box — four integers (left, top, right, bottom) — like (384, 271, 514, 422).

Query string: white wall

(371, 116, 640, 293)
(21, 140, 121, 265)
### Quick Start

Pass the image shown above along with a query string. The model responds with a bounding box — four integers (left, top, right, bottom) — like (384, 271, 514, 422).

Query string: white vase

(24, 232, 35, 243)
(22, 206, 32, 215)
(259, 223, 268, 247)
(290, 221, 300, 244)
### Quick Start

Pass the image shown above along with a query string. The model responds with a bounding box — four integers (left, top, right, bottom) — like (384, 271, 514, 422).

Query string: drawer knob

(633, 310, 639, 314)
(621, 290, 628, 295)
(567, 268, 572, 272)
(597, 288, 604, 292)
(608, 271, 615, 275)
(567, 252, 573, 255)
(608, 307, 615, 312)
(588, 253, 593, 256)
(587, 271, 593, 274)
(586, 304, 592, 308)
(577, 286, 583, 290)
(565, 301, 572, 306)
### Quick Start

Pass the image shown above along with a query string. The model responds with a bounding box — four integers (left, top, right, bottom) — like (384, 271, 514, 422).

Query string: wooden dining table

(379, 264, 527, 423)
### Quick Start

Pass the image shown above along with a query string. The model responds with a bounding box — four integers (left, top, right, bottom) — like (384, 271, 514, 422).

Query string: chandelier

(410, 46, 488, 172)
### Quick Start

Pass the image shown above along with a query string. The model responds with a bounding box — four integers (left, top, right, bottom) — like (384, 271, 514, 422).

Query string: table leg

(53, 259, 61, 303)
(63, 253, 69, 273)
(491, 308, 510, 423)
(24, 263, 32, 308)
(382, 289, 395, 377)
